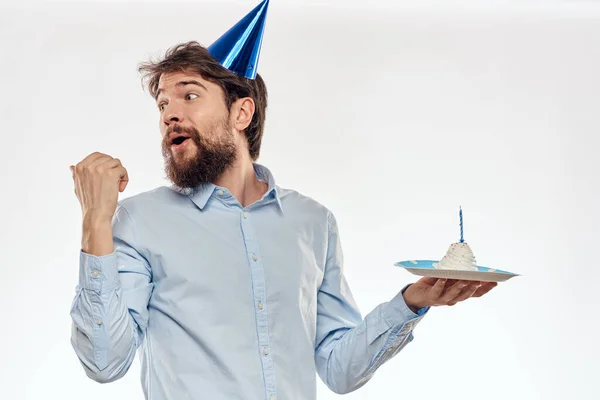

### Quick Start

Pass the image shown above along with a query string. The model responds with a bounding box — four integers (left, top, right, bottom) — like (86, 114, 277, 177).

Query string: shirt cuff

(383, 284, 430, 328)
(78, 250, 120, 293)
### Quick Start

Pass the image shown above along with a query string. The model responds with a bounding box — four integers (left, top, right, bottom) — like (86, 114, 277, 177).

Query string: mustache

(166, 125, 198, 137)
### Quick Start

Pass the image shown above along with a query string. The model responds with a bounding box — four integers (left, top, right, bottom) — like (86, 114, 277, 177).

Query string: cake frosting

(434, 242, 479, 271)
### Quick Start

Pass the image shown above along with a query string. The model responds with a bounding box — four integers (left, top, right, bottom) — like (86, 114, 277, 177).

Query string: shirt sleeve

(69, 203, 153, 383)
(314, 211, 430, 394)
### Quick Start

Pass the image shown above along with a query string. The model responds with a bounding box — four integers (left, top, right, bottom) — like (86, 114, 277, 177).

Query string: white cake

(433, 242, 479, 271)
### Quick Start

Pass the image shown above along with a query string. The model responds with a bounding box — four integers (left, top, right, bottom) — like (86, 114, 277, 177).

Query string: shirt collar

(171, 163, 283, 212)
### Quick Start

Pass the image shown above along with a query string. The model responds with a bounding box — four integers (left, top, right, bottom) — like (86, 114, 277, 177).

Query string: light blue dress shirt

(70, 163, 428, 400)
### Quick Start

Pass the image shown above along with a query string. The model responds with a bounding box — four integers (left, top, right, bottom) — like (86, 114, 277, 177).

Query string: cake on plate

(433, 242, 479, 271)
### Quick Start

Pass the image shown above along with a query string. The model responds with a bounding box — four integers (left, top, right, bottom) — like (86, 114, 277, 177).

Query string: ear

(231, 97, 255, 132)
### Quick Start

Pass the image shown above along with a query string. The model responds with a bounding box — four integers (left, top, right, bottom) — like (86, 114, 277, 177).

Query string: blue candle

(460, 206, 464, 243)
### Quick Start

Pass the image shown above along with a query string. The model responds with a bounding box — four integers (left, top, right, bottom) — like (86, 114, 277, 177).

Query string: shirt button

(217, 189, 224, 196)
(91, 270, 99, 278)
(242, 211, 248, 219)
(252, 254, 258, 261)
(258, 302, 264, 310)
(263, 347, 269, 355)
(97, 319, 103, 326)
(269, 396, 275, 400)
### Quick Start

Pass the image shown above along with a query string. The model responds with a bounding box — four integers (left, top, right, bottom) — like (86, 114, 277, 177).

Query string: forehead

(156, 71, 214, 94)
(159, 71, 203, 85)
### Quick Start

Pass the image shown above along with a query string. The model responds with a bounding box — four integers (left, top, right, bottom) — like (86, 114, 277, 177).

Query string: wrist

(81, 214, 114, 256)
(402, 285, 427, 313)
(405, 301, 421, 314)
(83, 211, 113, 226)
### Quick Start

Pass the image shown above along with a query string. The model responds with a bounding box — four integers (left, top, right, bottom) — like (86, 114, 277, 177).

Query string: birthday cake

(395, 207, 518, 282)
(433, 242, 479, 271)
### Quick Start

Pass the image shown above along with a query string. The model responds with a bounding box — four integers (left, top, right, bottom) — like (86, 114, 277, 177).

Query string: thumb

(119, 178, 128, 193)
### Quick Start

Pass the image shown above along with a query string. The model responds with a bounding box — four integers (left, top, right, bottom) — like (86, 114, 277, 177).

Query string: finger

(447, 282, 481, 306)
(116, 166, 129, 192)
(117, 166, 128, 182)
(88, 154, 116, 170)
(101, 157, 123, 170)
(440, 280, 467, 296)
(85, 157, 123, 177)
(74, 154, 111, 173)
(438, 280, 470, 304)
(77, 152, 110, 168)
(429, 278, 447, 298)
(445, 279, 459, 287)
(439, 279, 459, 295)
(472, 282, 498, 297)
(420, 277, 439, 286)
(119, 177, 128, 192)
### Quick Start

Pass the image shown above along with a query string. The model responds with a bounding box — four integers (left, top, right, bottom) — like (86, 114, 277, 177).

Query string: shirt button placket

(240, 209, 277, 397)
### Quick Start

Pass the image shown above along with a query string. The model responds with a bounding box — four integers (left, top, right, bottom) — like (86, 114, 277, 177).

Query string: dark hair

(138, 41, 268, 161)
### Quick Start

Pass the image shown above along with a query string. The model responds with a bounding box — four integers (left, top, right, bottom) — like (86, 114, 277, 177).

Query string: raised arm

(70, 205, 153, 383)
(69, 153, 152, 383)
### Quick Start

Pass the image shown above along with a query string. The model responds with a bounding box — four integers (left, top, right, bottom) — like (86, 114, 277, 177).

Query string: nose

(163, 106, 183, 127)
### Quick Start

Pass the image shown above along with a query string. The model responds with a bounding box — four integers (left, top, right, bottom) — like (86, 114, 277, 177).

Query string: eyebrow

(156, 80, 208, 100)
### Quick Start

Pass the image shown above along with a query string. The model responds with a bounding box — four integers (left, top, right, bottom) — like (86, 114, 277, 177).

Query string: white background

(1, 0, 599, 399)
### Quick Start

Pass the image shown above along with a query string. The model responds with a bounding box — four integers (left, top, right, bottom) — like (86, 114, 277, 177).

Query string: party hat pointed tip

(208, 0, 270, 79)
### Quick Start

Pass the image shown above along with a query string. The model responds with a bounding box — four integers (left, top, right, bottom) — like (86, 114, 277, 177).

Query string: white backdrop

(1, 1, 599, 399)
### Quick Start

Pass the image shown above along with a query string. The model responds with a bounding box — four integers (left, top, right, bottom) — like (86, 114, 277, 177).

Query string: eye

(186, 93, 199, 101)
(158, 102, 167, 111)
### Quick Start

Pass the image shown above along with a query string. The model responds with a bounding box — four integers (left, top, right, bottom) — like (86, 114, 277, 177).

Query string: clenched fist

(70, 152, 129, 223)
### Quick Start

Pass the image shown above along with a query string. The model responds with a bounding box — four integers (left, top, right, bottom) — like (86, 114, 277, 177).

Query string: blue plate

(395, 260, 519, 282)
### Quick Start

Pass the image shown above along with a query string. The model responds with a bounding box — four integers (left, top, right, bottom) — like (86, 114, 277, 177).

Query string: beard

(161, 117, 237, 190)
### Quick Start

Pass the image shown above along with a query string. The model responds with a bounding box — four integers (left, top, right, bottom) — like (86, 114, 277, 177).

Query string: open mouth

(172, 136, 190, 146)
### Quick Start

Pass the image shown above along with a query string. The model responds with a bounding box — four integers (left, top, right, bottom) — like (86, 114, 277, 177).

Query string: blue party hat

(208, 0, 270, 80)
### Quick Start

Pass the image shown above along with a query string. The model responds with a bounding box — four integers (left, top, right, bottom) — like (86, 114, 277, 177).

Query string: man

(69, 1, 496, 399)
